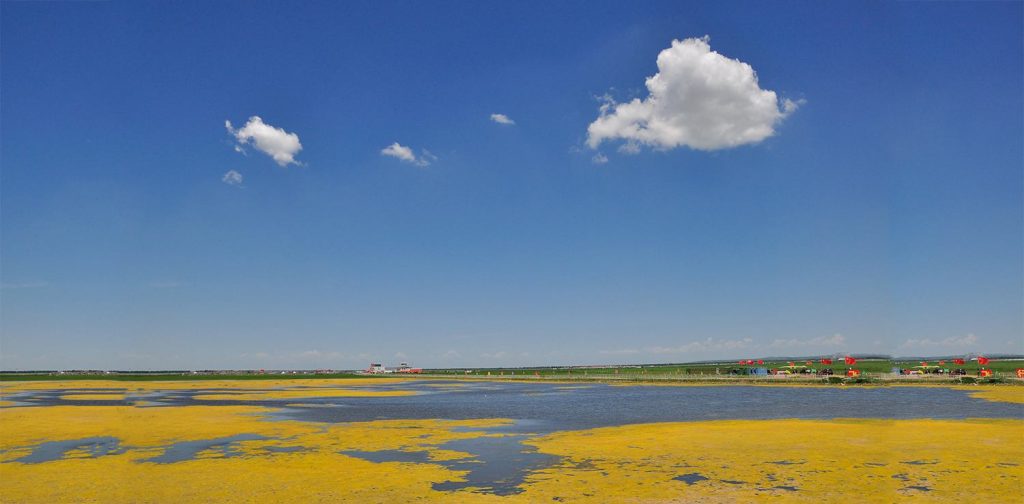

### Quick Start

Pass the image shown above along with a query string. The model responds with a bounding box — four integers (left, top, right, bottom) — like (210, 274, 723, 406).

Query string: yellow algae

(2, 379, 1022, 503)
(0, 447, 498, 503)
(193, 389, 415, 400)
(60, 394, 127, 401)
(0, 377, 407, 392)
(0, 406, 306, 452)
(963, 387, 1024, 404)
(519, 419, 1024, 502)
(2, 379, 418, 402)
(0, 403, 514, 503)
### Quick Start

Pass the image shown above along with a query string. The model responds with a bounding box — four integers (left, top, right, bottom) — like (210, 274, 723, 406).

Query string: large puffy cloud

(226, 116, 303, 166)
(587, 36, 799, 152)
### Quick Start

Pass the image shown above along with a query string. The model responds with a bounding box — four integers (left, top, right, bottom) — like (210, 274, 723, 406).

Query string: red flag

(954, 358, 965, 365)
(805, 361, 813, 366)
(844, 356, 857, 365)
(978, 357, 990, 365)
(757, 360, 764, 365)
(938, 360, 946, 366)
(980, 369, 993, 377)
(920, 361, 928, 367)
(820, 358, 833, 365)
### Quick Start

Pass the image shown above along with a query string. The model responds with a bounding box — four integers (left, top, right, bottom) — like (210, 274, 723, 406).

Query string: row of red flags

(736, 356, 990, 366)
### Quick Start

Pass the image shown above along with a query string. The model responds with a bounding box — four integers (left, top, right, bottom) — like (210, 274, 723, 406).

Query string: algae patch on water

(964, 386, 1024, 404)
(2, 379, 1023, 502)
(517, 418, 1024, 502)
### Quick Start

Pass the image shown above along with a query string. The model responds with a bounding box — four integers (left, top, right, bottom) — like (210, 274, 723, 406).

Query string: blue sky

(2, 1, 1021, 370)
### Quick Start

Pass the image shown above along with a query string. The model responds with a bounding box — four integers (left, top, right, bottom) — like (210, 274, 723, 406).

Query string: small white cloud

(222, 170, 243, 186)
(226, 116, 303, 167)
(381, 142, 415, 162)
(587, 36, 799, 152)
(381, 142, 433, 167)
(490, 113, 515, 125)
(899, 333, 979, 350)
(591, 152, 609, 164)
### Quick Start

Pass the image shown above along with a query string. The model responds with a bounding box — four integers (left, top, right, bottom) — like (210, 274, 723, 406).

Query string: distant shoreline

(2, 372, 1021, 386)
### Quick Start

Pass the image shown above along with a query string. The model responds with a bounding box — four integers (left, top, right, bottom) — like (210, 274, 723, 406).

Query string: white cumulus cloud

(490, 113, 515, 125)
(226, 116, 303, 167)
(381, 142, 433, 166)
(222, 170, 243, 186)
(587, 36, 800, 152)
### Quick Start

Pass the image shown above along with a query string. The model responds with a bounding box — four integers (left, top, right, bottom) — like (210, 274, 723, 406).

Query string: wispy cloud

(222, 170, 243, 186)
(599, 348, 641, 356)
(381, 142, 434, 167)
(646, 337, 755, 355)
(490, 113, 515, 125)
(769, 333, 846, 349)
(591, 152, 609, 164)
(439, 350, 461, 360)
(899, 333, 979, 350)
(226, 116, 303, 167)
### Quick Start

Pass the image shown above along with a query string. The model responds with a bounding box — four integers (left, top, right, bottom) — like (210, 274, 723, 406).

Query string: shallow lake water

(267, 381, 1024, 430)
(4, 380, 1022, 497)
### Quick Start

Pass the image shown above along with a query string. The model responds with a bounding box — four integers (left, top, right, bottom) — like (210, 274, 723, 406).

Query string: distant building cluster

(363, 362, 423, 374)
